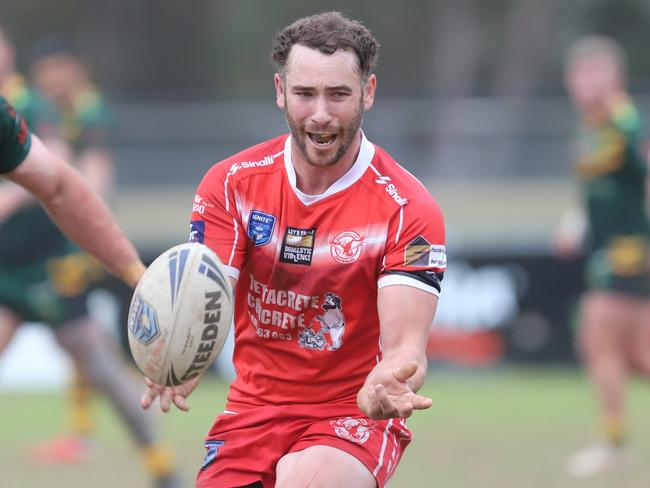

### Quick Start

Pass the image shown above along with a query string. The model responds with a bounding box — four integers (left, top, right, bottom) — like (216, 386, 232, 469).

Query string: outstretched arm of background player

(4, 134, 145, 287)
(357, 285, 437, 419)
(551, 203, 587, 258)
(141, 276, 238, 412)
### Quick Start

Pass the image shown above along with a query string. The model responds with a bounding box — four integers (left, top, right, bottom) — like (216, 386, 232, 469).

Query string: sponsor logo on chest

(279, 226, 316, 265)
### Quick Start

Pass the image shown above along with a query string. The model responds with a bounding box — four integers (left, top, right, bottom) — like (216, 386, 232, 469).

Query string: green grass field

(1, 367, 649, 488)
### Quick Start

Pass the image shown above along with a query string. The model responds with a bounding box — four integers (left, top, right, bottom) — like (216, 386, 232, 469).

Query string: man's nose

(310, 96, 332, 126)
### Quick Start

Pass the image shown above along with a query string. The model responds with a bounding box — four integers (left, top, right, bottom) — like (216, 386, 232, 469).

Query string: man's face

(275, 44, 376, 168)
(565, 55, 621, 115)
(31, 55, 84, 109)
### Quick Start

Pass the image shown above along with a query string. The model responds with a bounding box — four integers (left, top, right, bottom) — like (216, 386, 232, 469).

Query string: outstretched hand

(357, 362, 432, 419)
(140, 376, 200, 413)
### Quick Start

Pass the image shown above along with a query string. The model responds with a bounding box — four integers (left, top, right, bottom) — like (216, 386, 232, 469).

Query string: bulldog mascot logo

(298, 292, 347, 351)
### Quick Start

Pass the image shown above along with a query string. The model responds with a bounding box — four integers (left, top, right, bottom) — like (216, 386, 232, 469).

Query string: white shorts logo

(329, 231, 365, 264)
(330, 417, 374, 444)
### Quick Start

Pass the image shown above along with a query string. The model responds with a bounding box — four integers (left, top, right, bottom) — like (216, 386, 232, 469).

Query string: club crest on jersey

(330, 417, 375, 445)
(298, 293, 346, 351)
(329, 230, 365, 264)
(128, 294, 160, 345)
(247, 210, 276, 246)
(201, 440, 225, 470)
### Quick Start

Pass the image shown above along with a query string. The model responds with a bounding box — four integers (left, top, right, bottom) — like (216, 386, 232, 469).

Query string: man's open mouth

(307, 132, 338, 147)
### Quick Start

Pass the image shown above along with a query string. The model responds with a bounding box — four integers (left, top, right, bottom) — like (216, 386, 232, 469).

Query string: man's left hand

(356, 362, 432, 419)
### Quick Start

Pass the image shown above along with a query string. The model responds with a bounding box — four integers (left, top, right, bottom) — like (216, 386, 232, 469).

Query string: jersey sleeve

(611, 101, 647, 175)
(378, 197, 446, 296)
(0, 97, 32, 174)
(74, 91, 113, 150)
(189, 164, 247, 280)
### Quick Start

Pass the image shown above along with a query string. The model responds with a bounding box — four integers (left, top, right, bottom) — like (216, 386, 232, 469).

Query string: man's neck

(291, 131, 362, 195)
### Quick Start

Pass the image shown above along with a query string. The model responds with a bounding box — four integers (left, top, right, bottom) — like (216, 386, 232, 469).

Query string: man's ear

(363, 74, 377, 112)
(274, 73, 285, 109)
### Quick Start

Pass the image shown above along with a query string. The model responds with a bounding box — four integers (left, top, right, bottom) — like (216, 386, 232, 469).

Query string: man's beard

(284, 97, 364, 168)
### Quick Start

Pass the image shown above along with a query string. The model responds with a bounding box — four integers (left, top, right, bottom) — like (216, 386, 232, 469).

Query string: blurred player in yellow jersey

(0, 29, 182, 487)
(556, 35, 650, 477)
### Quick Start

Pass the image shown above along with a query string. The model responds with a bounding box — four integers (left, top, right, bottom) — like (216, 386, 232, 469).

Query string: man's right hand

(140, 375, 201, 413)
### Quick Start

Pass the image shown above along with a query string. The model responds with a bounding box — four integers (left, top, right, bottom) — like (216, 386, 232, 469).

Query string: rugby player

(142, 12, 446, 488)
(0, 95, 143, 285)
(557, 36, 650, 477)
(0, 36, 181, 486)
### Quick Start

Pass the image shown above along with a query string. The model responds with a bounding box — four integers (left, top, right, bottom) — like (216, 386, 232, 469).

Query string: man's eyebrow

(326, 85, 353, 92)
(290, 84, 353, 91)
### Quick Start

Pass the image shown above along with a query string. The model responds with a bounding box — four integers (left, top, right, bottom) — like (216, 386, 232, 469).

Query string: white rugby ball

(127, 242, 233, 386)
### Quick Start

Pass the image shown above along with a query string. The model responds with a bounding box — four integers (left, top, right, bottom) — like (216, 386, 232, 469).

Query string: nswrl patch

(247, 210, 276, 246)
(201, 440, 225, 470)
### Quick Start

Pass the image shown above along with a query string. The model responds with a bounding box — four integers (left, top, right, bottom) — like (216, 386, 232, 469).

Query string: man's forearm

(43, 163, 144, 286)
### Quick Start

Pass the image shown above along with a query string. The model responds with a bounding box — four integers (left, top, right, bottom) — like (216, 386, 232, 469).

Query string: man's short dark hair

(271, 11, 379, 81)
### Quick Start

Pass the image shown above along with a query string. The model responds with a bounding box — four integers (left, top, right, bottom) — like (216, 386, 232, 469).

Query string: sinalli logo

(228, 156, 275, 175)
(374, 175, 407, 206)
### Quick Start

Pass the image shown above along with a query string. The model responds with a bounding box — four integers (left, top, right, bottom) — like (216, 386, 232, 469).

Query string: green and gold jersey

(573, 98, 650, 288)
(0, 96, 31, 174)
(0, 82, 65, 264)
(574, 99, 649, 251)
(2, 74, 58, 136)
(59, 87, 113, 152)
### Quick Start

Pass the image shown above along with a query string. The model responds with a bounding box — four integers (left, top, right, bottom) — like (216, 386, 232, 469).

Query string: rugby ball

(127, 242, 233, 386)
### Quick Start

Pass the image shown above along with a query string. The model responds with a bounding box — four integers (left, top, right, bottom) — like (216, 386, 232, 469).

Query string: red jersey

(190, 132, 446, 410)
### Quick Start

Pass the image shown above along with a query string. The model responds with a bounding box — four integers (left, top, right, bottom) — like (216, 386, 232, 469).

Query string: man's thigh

(628, 299, 650, 374)
(580, 291, 638, 353)
(276, 445, 375, 488)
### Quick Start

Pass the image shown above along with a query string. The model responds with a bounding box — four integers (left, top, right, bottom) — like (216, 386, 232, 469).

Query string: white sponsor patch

(429, 245, 447, 268)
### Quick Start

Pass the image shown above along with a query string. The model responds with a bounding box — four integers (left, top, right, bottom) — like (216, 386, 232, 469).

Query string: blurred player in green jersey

(0, 29, 182, 488)
(26, 36, 116, 460)
(556, 35, 650, 477)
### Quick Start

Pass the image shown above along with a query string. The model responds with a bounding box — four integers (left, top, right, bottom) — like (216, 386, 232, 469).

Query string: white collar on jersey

(283, 131, 376, 206)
